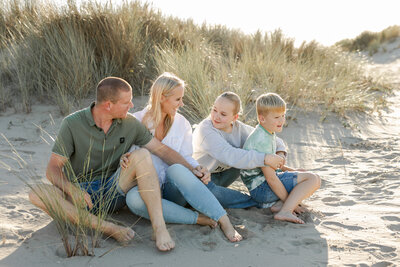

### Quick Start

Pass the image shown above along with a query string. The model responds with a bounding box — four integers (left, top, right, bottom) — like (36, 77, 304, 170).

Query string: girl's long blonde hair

(142, 72, 185, 137)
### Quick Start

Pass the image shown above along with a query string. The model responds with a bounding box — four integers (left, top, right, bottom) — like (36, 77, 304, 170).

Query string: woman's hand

(120, 152, 131, 169)
(193, 165, 211, 185)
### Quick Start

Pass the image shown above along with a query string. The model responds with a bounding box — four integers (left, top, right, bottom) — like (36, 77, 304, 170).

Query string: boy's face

(259, 110, 286, 133)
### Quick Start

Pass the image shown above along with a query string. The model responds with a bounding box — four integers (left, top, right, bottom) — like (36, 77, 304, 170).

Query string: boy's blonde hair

(143, 72, 185, 136)
(256, 93, 286, 116)
(216, 91, 242, 115)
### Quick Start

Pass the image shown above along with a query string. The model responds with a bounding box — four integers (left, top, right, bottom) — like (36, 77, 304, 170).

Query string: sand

(0, 43, 399, 266)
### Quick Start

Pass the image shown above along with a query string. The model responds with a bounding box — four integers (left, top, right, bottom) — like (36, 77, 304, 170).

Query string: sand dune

(0, 44, 399, 266)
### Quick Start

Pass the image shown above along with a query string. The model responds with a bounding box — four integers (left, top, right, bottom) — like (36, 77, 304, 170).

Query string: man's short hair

(256, 93, 286, 116)
(96, 77, 132, 103)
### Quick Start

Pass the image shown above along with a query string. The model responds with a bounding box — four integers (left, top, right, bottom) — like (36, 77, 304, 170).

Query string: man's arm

(261, 166, 288, 201)
(143, 138, 203, 177)
(46, 153, 93, 208)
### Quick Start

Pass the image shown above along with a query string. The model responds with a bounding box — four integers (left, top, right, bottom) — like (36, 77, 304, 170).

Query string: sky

(68, 0, 399, 46)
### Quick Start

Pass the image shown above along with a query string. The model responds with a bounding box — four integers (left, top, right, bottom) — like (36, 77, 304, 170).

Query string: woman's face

(161, 85, 184, 117)
(210, 97, 238, 132)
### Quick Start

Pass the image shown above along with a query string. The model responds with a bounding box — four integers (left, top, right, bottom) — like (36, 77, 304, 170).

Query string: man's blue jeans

(125, 164, 227, 224)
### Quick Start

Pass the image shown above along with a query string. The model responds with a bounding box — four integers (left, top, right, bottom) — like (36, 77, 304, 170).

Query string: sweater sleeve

(199, 126, 265, 169)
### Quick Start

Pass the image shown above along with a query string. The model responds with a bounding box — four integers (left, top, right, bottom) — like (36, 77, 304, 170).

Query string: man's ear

(104, 100, 112, 111)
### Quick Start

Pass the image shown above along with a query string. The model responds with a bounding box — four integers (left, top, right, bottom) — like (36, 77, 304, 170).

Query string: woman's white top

(192, 117, 286, 173)
(129, 108, 199, 185)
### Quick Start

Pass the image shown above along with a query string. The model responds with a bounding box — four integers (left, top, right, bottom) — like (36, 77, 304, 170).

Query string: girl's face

(210, 97, 238, 132)
(161, 85, 184, 117)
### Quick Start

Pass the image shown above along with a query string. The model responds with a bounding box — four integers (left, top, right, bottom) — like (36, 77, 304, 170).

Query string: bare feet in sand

(197, 214, 218, 228)
(218, 215, 242, 242)
(274, 211, 305, 224)
(153, 227, 175, 251)
(109, 225, 135, 244)
(271, 201, 307, 215)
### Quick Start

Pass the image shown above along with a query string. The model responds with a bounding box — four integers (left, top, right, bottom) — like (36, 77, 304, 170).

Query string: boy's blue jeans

(125, 164, 227, 224)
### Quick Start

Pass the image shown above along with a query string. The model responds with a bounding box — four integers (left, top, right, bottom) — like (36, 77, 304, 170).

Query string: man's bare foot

(274, 211, 305, 224)
(218, 215, 242, 242)
(270, 200, 283, 213)
(109, 225, 135, 244)
(197, 214, 218, 228)
(154, 227, 175, 251)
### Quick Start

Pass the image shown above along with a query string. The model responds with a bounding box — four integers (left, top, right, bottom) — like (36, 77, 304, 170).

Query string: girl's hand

(194, 165, 211, 185)
(264, 154, 284, 170)
(120, 152, 131, 169)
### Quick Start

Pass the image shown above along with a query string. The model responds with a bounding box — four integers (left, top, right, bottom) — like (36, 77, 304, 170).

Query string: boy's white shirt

(129, 108, 199, 185)
(192, 117, 286, 173)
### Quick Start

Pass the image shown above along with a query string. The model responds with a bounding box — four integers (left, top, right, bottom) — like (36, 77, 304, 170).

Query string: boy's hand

(264, 154, 284, 170)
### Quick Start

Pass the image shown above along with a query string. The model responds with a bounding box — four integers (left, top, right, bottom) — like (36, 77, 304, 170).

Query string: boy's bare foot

(270, 200, 283, 213)
(109, 225, 135, 244)
(153, 227, 175, 251)
(294, 205, 308, 214)
(218, 215, 242, 242)
(274, 211, 305, 224)
(197, 214, 218, 228)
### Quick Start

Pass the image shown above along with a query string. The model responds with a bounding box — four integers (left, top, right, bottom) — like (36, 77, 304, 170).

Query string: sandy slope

(0, 45, 399, 266)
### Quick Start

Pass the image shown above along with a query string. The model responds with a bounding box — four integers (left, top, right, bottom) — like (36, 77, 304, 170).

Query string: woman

(123, 73, 244, 242)
(192, 92, 286, 190)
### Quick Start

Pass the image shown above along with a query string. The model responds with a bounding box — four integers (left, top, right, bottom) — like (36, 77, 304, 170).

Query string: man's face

(111, 90, 134, 119)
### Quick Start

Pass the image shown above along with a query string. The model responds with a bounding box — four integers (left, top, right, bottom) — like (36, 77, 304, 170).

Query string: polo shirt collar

(257, 124, 274, 136)
(84, 102, 97, 127)
(84, 102, 123, 127)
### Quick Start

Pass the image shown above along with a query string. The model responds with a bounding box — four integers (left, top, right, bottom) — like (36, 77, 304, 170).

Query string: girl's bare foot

(274, 211, 305, 224)
(270, 200, 283, 213)
(154, 227, 175, 251)
(109, 225, 135, 244)
(197, 214, 218, 228)
(218, 215, 242, 242)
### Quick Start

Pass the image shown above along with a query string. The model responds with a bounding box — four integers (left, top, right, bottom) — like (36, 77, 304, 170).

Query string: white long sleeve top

(130, 108, 199, 185)
(192, 117, 286, 173)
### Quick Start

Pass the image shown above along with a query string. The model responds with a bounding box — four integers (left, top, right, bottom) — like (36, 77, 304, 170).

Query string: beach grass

(336, 25, 400, 55)
(0, 0, 391, 120)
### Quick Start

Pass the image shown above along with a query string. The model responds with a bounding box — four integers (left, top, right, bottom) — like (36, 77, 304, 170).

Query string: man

(29, 77, 207, 251)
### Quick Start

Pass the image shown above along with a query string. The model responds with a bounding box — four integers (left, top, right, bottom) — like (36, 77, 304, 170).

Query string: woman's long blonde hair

(142, 72, 185, 137)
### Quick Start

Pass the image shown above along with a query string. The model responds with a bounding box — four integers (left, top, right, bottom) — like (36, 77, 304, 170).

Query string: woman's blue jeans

(125, 164, 227, 224)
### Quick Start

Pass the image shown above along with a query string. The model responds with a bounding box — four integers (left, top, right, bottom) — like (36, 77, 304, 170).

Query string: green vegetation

(0, 0, 390, 121)
(336, 25, 400, 55)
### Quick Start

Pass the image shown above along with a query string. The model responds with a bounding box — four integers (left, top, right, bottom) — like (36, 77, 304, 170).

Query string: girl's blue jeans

(125, 164, 227, 224)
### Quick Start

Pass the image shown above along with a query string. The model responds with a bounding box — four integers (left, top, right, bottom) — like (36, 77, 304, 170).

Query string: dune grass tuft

(0, 0, 391, 119)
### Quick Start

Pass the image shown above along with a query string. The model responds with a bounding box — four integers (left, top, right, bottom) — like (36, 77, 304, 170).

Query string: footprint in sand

(322, 221, 364, 231)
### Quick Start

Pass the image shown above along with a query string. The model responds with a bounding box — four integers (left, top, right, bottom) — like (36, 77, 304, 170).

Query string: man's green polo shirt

(52, 103, 153, 183)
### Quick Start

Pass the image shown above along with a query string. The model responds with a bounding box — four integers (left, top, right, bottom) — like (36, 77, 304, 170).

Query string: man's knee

(129, 148, 151, 164)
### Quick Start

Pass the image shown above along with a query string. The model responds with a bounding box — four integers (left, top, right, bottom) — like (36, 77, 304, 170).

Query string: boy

(241, 93, 321, 224)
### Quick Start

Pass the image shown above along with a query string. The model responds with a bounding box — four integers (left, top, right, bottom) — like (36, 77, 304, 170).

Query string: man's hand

(264, 154, 284, 170)
(68, 185, 93, 209)
(193, 165, 211, 185)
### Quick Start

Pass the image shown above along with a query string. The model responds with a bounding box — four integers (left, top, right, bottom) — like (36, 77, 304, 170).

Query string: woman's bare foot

(197, 214, 218, 228)
(108, 225, 135, 244)
(270, 200, 283, 213)
(154, 227, 175, 251)
(274, 211, 305, 224)
(218, 215, 242, 242)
